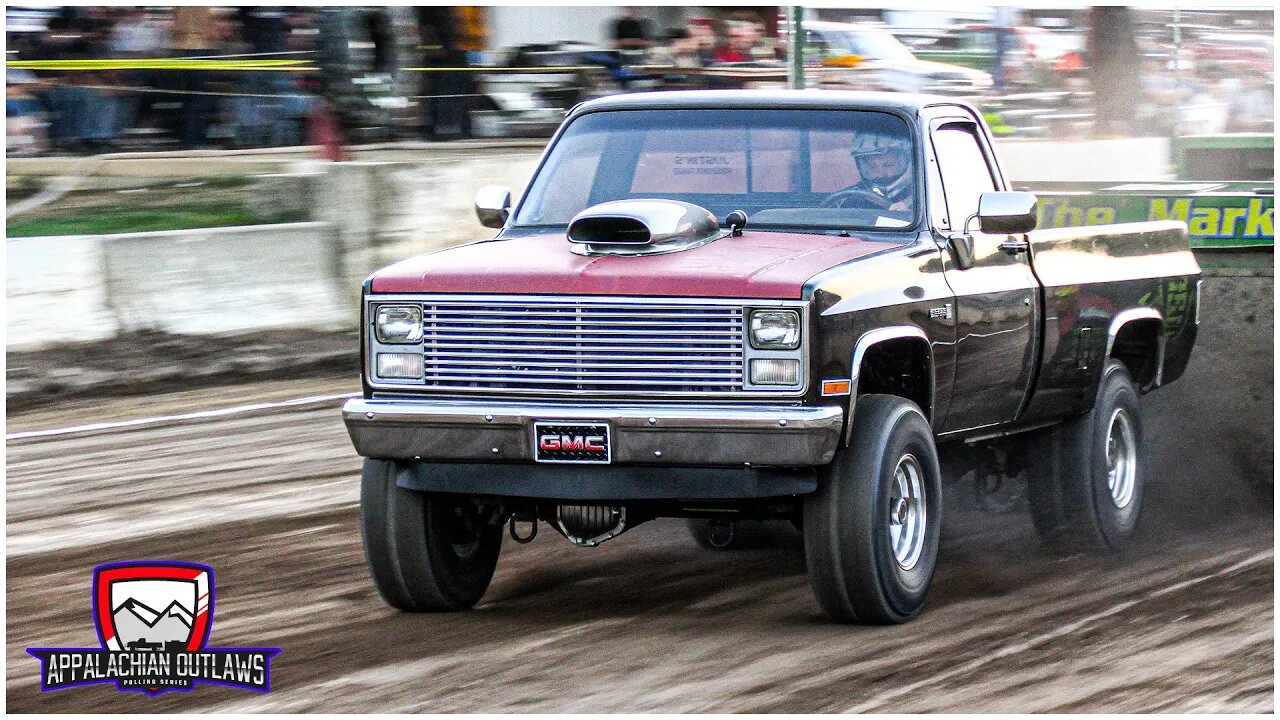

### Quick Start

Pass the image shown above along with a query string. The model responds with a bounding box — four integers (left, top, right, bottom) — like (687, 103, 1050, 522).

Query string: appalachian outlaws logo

(27, 561, 279, 695)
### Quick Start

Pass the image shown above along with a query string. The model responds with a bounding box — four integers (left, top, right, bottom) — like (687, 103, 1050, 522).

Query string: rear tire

(361, 459, 502, 611)
(1027, 359, 1146, 554)
(804, 394, 942, 624)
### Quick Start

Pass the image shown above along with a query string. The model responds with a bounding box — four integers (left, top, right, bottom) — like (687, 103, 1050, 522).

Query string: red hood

(369, 230, 903, 299)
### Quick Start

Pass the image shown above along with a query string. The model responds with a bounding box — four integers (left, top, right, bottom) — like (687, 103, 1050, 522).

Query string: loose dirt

(5, 381, 1272, 712)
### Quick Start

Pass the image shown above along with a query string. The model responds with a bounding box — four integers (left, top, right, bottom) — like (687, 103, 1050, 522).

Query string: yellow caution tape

(401, 65, 598, 72)
(6, 59, 313, 71)
(7, 59, 619, 73)
(8, 58, 765, 74)
(38, 81, 585, 102)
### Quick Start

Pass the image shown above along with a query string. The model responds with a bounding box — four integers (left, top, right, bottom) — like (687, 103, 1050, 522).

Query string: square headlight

(374, 304, 424, 344)
(749, 309, 800, 350)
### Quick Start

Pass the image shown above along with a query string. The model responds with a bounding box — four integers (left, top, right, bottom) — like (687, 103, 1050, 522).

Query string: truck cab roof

(570, 89, 977, 119)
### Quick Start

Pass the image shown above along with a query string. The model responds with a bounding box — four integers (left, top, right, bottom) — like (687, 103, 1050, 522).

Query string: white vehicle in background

(799, 21, 994, 95)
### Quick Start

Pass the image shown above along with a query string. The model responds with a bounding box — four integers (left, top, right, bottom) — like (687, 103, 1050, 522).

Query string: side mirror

(475, 185, 512, 229)
(977, 191, 1038, 234)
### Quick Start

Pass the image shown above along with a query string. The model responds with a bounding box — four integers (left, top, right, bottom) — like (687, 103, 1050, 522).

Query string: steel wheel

(1105, 408, 1137, 509)
(804, 394, 942, 624)
(1028, 359, 1146, 554)
(888, 453, 927, 570)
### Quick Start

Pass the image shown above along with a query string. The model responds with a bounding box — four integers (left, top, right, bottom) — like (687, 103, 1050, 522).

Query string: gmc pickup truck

(343, 91, 1201, 624)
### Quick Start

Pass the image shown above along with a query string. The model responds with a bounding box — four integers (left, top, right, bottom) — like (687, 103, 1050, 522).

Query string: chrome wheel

(1105, 408, 1137, 509)
(888, 453, 927, 570)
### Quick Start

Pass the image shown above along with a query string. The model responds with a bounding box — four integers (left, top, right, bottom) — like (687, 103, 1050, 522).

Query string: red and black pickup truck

(343, 90, 1201, 624)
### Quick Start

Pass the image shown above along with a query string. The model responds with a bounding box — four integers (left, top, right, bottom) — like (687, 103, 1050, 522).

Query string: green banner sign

(1035, 189, 1273, 249)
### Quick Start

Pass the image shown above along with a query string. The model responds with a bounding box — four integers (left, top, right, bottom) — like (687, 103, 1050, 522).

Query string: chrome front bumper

(342, 397, 843, 467)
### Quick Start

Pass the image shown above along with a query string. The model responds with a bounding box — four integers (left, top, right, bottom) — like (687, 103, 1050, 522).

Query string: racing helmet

(850, 132, 912, 200)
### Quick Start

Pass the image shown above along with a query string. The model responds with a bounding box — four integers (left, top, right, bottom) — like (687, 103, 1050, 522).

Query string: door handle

(999, 238, 1030, 254)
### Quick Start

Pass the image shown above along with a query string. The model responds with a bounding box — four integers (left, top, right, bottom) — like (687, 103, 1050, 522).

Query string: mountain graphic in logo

(112, 599, 195, 650)
(28, 561, 278, 695)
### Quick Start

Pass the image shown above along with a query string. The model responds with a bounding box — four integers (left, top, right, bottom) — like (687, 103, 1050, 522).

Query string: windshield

(514, 109, 918, 231)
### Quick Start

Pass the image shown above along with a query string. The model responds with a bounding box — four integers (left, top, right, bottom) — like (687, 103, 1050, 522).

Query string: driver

(842, 132, 913, 212)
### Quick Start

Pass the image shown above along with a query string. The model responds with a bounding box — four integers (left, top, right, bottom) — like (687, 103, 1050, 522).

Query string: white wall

(486, 6, 702, 50)
(996, 137, 1173, 183)
(488, 6, 622, 49)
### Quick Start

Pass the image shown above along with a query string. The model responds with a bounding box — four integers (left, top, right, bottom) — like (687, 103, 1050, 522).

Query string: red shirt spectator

(713, 21, 755, 64)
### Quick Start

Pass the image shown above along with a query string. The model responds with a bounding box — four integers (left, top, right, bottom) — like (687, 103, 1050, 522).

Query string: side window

(930, 122, 997, 232)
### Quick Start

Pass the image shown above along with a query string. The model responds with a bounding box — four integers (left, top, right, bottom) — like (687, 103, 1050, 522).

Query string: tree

(1086, 7, 1143, 136)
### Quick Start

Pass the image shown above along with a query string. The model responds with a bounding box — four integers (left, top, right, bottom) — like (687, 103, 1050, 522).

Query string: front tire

(360, 459, 502, 611)
(804, 394, 942, 624)
(1027, 359, 1146, 554)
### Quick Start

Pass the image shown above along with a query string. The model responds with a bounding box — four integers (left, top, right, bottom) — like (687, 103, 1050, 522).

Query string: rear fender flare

(1105, 307, 1165, 389)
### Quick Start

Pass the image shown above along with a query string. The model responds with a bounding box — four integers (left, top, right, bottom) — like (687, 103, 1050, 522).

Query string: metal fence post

(788, 6, 805, 90)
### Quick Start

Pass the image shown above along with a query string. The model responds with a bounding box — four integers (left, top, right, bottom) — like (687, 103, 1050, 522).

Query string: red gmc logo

(539, 434, 607, 452)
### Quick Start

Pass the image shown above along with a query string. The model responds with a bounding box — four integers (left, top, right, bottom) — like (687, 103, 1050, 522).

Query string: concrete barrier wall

(358, 151, 543, 255)
(7, 235, 118, 348)
(7, 222, 347, 350)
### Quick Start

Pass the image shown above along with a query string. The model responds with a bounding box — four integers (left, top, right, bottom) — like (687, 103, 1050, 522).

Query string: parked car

(344, 90, 1201, 624)
(798, 21, 993, 95)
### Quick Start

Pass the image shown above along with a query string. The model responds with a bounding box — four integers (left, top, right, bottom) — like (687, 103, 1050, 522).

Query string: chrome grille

(420, 298, 745, 394)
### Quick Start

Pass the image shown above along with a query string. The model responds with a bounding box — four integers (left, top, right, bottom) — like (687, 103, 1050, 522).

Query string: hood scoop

(567, 199, 727, 256)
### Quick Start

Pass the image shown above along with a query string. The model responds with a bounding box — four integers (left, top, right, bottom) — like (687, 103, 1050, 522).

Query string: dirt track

(5, 378, 1273, 712)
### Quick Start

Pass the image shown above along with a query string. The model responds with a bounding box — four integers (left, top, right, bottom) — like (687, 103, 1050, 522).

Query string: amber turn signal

(821, 379, 851, 396)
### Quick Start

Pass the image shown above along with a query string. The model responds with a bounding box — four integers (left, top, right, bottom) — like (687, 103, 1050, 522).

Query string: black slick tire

(1027, 359, 1146, 554)
(360, 459, 502, 611)
(803, 394, 942, 624)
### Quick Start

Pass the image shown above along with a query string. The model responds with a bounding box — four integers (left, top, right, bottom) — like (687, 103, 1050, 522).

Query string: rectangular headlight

(749, 309, 800, 350)
(750, 358, 800, 386)
(376, 352, 423, 379)
(375, 304, 423, 344)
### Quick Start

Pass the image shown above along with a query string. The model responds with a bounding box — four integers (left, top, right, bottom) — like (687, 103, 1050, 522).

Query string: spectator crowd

(7, 7, 316, 155)
(7, 7, 798, 155)
(5, 6, 1273, 156)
